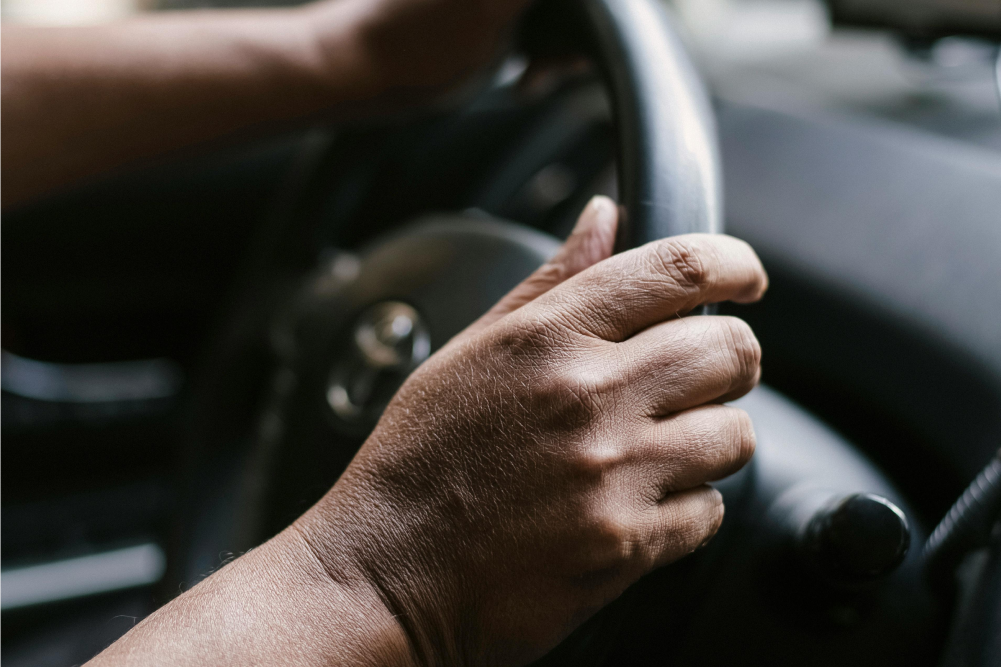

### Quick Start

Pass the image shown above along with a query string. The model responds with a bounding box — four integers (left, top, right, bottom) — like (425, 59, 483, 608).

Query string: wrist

(295, 472, 472, 667)
(274, 521, 418, 667)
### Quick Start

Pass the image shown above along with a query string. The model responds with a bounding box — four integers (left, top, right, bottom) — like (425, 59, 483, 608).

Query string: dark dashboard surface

(720, 99, 1001, 481)
(704, 26, 1001, 494)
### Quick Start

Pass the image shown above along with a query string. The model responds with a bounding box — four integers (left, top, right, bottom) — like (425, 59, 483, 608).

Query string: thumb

(461, 195, 619, 338)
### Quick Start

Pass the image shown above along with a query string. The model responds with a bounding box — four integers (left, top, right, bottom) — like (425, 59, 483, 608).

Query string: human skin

(88, 196, 768, 666)
(1, 0, 533, 207)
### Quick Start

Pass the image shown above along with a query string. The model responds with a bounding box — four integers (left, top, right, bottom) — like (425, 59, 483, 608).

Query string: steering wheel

(177, 0, 943, 664)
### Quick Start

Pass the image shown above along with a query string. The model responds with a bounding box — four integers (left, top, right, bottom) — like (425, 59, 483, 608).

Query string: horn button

(326, 301, 431, 423)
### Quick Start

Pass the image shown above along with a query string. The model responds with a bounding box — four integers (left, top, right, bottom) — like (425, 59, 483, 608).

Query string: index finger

(532, 234, 767, 342)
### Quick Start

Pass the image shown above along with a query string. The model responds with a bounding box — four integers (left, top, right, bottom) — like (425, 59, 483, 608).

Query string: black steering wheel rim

(290, 0, 724, 253)
(572, 0, 722, 247)
(178, 0, 722, 660)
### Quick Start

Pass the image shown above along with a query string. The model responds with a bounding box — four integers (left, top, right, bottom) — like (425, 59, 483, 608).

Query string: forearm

(89, 524, 414, 667)
(0, 4, 376, 208)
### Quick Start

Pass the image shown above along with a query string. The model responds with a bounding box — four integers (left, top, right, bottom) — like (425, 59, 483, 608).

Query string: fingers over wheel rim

(528, 234, 768, 343)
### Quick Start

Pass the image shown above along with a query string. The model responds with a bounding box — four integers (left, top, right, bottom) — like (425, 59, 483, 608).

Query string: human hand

(305, 0, 534, 104)
(295, 196, 769, 666)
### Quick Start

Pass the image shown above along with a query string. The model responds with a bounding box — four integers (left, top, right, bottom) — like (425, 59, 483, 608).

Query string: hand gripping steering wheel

(201, 0, 721, 545)
(179, 0, 939, 664)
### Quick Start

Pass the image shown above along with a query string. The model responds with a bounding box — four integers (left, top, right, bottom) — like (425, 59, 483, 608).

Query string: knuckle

(674, 408, 757, 483)
(730, 408, 757, 465)
(570, 445, 627, 481)
(493, 316, 571, 365)
(705, 501, 726, 543)
(702, 408, 757, 477)
(677, 493, 725, 550)
(591, 513, 630, 548)
(586, 509, 643, 565)
(694, 418, 733, 473)
(718, 317, 761, 383)
(495, 318, 551, 351)
(649, 237, 711, 295)
(529, 260, 568, 289)
(534, 367, 610, 429)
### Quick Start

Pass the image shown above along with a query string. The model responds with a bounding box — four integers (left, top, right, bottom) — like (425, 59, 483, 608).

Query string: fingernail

(588, 195, 617, 227)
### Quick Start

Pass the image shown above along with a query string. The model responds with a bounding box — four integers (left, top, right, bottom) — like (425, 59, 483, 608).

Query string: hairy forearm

(89, 525, 415, 667)
(0, 4, 376, 208)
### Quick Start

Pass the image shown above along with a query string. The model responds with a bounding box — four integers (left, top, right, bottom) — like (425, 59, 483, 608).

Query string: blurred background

(3, 0, 997, 148)
(1, 0, 300, 22)
(2, 0, 997, 220)
(2, 0, 1000, 666)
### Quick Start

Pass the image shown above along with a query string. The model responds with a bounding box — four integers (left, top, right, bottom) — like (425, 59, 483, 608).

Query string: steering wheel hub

(326, 301, 431, 423)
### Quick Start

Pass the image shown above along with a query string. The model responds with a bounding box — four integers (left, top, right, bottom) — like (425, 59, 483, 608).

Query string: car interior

(2, 0, 1000, 665)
